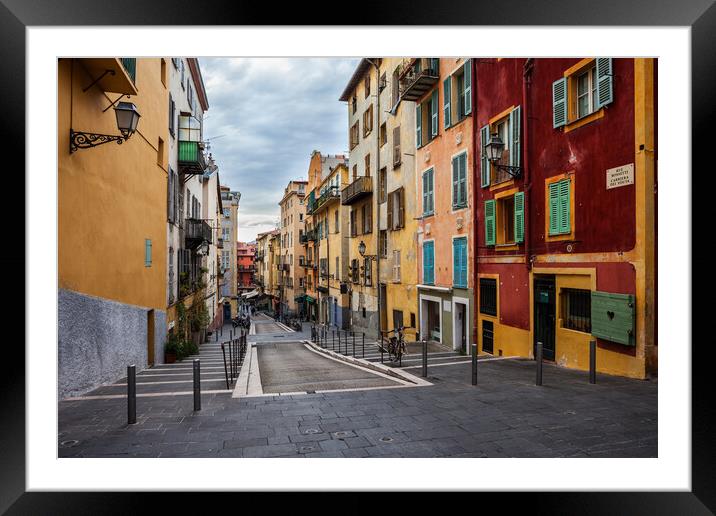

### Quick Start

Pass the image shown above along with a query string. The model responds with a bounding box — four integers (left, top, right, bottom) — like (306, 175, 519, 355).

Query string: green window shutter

(416, 103, 422, 148)
(454, 153, 466, 207)
(452, 156, 459, 208)
(422, 170, 429, 214)
(429, 170, 434, 213)
(463, 59, 472, 115)
(431, 89, 439, 137)
(145, 239, 152, 267)
(552, 78, 568, 128)
(510, 105, 521, 168)
(595, 58, 613, 108)
(443, 77, 451, 129)
(514, 191, 525, 243)
(558, 179, 571, 234)
(480, 125, 490, 187)
(548, 182, 560, 235)
(430, 58, 440, 73)
(485, 200, 495, 246)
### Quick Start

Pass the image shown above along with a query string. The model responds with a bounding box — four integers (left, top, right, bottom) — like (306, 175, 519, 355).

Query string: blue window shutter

(453, 239, 460, 287)
(514, 191, 525, 243)
(453, 237, 467, 288)
(548, 182, 560, 235)
(510, 105, 521, 168)
(431, 89, 439, 137)
(485, 200, 495, 246)
(416, 104, 422, 148)
(429, 169, 434, 213)
(423, 242, 434, 284)
(430, 58, 440, 73)
(443, 77, 451, 129)
(596, 58, 613, 108)
(553, 78, 568, 128)
(463, 59, 472, 115)
(422, 170, 430, 214)
(145, 239, 152, 267)
(459, 153, 467, 206)
(480, 125, 490, 187)
(452, 157, 459, 209)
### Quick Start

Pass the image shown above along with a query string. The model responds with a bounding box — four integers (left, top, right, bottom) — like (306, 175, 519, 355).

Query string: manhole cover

(333, 431, 352, 439)
(60, 439, 80, 448)
(303, 428, 321, 435)
(299, 445, 317, 453)
(379, 436, 394, 443)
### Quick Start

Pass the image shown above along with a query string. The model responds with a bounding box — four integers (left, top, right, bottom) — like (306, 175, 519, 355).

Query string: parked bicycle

(378, 326, 407, 363)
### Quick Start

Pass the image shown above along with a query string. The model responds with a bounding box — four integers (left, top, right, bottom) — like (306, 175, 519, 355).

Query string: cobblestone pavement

(58, 317, 657, 458)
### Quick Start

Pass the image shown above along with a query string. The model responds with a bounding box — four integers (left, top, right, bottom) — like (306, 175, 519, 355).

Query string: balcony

(276, 263, 290, 273)
(79, 57, 138, 95)
(310, 186, 341, 214)
(341, 176, 373, 205)
(178, 140, 207, 176)
(217, 238, 224, 249)
(399, 59, 440, 102)
(184, 218, 212, 249)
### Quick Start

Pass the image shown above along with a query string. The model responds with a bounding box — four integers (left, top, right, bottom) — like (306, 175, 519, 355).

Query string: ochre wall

(58, 58, 168, 311)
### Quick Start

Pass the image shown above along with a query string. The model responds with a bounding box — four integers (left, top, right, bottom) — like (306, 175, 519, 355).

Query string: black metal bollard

(362, 333, 365, 358)
(352, 332, 355, 357)
(215, 331, 218, 343)
(422, 340, 428, 377)
(335, 330, 338, 352)
(589, 339, 597, 384)
(380, 333, 384, 364)
(127, 364, 136, 425)
(193, 359, 201, 411)
(228, 339, 234, 381)
(221, 343, 229, 389)
(332, 330, 335, 350)
(536, 341, 543, 386)
(471, 344, 478, 386)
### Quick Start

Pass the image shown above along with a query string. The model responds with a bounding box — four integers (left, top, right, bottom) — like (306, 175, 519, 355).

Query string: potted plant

(164, 332, 180, 363)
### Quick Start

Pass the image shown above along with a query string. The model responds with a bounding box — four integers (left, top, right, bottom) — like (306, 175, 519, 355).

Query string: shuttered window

(443, 77, 451, 129)
(509, 106, 521, 168)
(422, 168, 434, 215)
(453, 237, 467, 288)
(423, 241, 435, 285)
(485, 200, 496, 246)
(169, 94, 176, 137)
(595, 58, 613, 108)
(452, 152, 468, 209)
(145, 239, 152, 267)
(416, 104, 422, 148)
(463, 59, 472, 115)
(514, 191, 525, 243)
(430, 89, 439, 137)
(548, 179, 571, 235)
(552, 78, 568, 128)
(480, 125, 490, 188)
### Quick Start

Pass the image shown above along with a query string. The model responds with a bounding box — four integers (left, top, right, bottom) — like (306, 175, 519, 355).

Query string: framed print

(3, 0, 713, 512)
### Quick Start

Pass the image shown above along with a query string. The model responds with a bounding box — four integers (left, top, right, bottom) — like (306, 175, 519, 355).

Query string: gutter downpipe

(523, 58, 535, 271)
(471, 58, 479, 350)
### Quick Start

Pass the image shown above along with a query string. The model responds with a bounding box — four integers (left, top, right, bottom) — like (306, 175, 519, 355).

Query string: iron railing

(120, 58, 136, 84)
(341, 176, 373, 205)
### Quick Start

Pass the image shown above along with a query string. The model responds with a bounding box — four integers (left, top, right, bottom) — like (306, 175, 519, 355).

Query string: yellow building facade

(58, 58, 169, 398)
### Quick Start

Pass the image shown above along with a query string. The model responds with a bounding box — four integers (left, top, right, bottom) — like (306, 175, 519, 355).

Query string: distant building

(278, 180, 307, 318)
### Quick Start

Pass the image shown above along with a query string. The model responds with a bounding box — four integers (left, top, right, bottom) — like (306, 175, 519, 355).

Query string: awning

(241, 289, 260, 299)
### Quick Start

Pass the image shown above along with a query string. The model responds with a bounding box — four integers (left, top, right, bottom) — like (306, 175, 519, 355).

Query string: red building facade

(236, 242, 256, 292)
(473, 58, 656, 379)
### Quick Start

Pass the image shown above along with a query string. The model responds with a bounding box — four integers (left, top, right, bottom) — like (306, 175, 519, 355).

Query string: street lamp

(485, 132, 522, 178)
(358, 240, 376, 259)
(70, 101, 141, 153)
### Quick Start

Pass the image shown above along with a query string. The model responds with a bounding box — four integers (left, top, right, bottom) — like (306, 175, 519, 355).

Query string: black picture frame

(3, 0, 711, 513)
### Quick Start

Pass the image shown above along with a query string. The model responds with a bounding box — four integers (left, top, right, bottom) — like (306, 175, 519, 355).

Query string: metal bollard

(215, 331, 218, 342)
(127, 364, 136, 425)
(221, 343, 229, 389)
(422, 340, 428, 377)
(536, 341, 543, 386)
(380, 334, 384, 363)
(228, 339, 234, 380)
(332, 330, 335, 350)
(193, 359, 201, 411)
(352, 332, 355, 357)
(589, 339, 597, 384)
(471, 344, 478, 386)
(362, 333, 365, 358)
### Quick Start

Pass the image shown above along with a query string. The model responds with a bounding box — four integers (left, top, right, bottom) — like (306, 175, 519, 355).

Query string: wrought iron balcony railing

(184, 218, 212, 248)
(178, 140, 207, 176)
(341, 176, 373, 205)
(399, 59, 440, 102)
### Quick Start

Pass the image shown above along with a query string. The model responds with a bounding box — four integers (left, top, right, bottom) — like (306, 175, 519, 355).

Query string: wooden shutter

(398, 188, 405, 228)
(480, 125, 490, 187)
(416, 104, 422, 148)
(431, 89, 439, 137)
(443, 77, 451, 129)
(167, 168, 173, 221)
(423, 242, 434, 284)
(459, 153, 467, 206)
(428, 170, 434, 213)
(553, 78, 568, 128)
(452, 156, 459, 208)
(453, 238, 467, 288)
(387, 191, 393, 230)
(548, 182, 560, 235)
(595, 58, 613, 108)
(423, 171, 429, 214)
(463, 59, 472, 115)
(510, 106, 521, 168)
(514, 191, 525, 243)
(485, 200, 495, 246)
(558, 179, 571, 234)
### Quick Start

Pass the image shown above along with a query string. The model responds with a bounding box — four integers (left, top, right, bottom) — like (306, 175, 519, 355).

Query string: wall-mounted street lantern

(485, 133, 522, 178)
(70, 101, 141, 153)
(358, 240, 376, 260)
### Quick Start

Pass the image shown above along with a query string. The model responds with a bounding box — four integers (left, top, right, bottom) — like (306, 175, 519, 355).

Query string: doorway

(223, 302, 231, 322)
(147, 309, 155, 366)
(533, 276, 556, 361)
(421, 297, 442, 343)
(454, 302, 467, 353)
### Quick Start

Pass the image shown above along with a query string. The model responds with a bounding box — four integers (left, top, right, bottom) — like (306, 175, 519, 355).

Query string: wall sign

(606, 163, 634, 189)
(443, 300, 452, 312)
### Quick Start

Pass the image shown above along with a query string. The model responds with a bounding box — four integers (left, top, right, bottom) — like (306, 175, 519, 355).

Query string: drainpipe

(471, 58, 479, 349)
(523, 58, 534, 271)
(366, 58, 382, 339)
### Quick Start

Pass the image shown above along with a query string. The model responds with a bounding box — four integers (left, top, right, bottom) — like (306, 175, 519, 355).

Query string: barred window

(561, 288, 591, 333)
(479, 278, 497, 316)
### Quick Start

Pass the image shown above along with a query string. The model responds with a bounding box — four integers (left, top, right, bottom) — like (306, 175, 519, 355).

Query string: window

(422, 169, 434, 216)
(379, 123, 387, 146)
(415, 89, 439, 148)
(422, 241, 434, 285)
(364, 73, 371, 98)
(351, 259, 359, 284)
(481, 105, 521, 187)
(350, 210, 357, 237)
(392, 126, 401, 168)
(157, 137, 164, 167)
(361, 202, 372, 234)
(561, 288, 592, 332)
(364, 257, 372, 286)
(387, 187, 405, 230)
(350, 122, 359, 149)
(452, 152, 467, 209)
(479, 278, 497, 316)
(393, 310, 404, 330)
(548, 179, 571, 236)
(334, 210, 339, 233)
(363, 105, 374, 137)
(145, 239, 152, 267)
(391, 66, 400, 107)
(444, 60, 472, 129)
(335, 257, 340, 281)
(453, 237, 468, 288)
(379, 167, 387, 203)
(364, 154, 371, 177)
(352, 164, 358, 181)
(379, 230, 388, 258)
(392, 250, 401, 282)
(161, 59, 167, 87)
(168, 95, 176, 137)
(180, 60, 185, 89)
(553, 58, 613, 129)
(351, 96, 357, 114)
(484, 191, 524, 246)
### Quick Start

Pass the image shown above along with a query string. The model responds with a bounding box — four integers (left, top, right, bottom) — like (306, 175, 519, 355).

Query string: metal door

(533, 276, 556, 361)
(482, 319, 494, 354)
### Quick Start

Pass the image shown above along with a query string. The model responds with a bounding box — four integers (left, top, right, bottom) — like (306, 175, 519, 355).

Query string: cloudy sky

(199, 58, 360, 243)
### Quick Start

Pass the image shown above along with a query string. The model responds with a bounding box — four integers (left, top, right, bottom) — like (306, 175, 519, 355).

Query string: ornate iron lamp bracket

(70, 129, 130, 154)
(495, 164, 523, 179)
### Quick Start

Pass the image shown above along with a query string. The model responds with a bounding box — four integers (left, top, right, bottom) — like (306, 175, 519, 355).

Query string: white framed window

(577, 65, 598, 119)
(393, 250, 401, 282)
